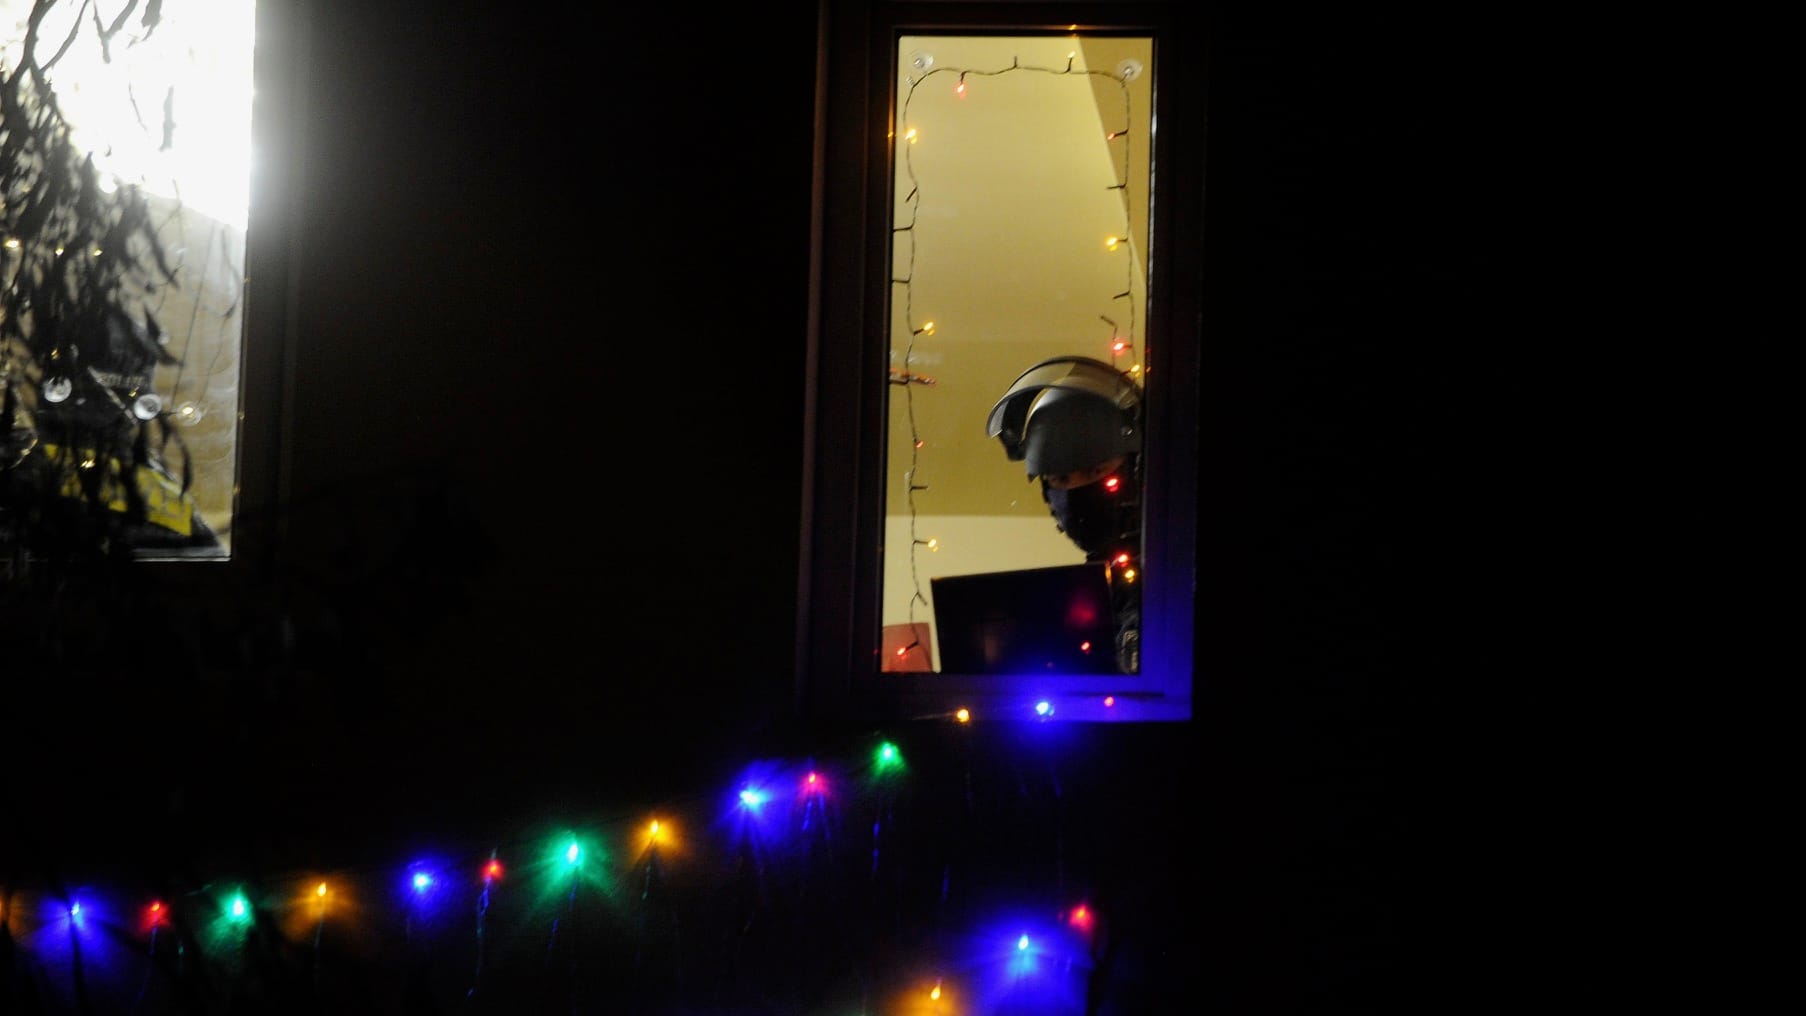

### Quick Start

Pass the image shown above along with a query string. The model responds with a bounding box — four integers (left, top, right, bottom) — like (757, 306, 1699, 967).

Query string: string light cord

(312, 890, 326, 997)
(128, 923, 158, 1014)
(1049, 758, 1066, 900)
(64, 892, 91, 1014)
(640, 838, 686, 999)
(465, 847, 498, 1002)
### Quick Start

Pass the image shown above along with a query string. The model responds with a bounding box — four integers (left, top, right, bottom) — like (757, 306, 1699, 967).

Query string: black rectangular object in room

(930, 563, 1118, 674)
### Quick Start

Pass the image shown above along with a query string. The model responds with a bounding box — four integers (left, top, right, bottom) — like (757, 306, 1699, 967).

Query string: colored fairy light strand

(889, 51, 1144, 663)
(1, 722, 1128, 1010)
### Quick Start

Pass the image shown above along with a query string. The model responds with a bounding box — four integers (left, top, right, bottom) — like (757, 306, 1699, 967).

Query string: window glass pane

(2, 0, 254, 559)
(883, 34, 1152, 674)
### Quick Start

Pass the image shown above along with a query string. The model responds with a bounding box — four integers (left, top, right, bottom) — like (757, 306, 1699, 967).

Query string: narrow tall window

(2, 0, 255, 560)
(799, 2, 1202, 724)
(883, 34, 1153, 678)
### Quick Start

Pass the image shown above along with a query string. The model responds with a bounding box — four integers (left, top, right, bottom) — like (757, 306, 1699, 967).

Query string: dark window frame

(796, 0, 1203, 726)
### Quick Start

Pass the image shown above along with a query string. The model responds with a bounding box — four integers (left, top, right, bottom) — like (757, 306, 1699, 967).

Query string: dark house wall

(5, 3, 1496, 1012)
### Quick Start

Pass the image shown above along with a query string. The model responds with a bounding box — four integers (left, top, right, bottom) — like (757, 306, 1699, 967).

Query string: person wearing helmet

(986, 356, 1142, 673)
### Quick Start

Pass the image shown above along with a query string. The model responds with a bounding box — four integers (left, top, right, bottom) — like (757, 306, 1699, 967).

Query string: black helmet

(985, 356, 1141, 478)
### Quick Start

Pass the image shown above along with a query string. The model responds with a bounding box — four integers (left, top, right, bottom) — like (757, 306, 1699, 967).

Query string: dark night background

(3, 2, 1501, 1012)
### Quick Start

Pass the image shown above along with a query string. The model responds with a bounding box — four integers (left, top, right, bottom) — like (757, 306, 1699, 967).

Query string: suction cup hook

(1117, 58, 1143, 81)
(173, 400, 206, 426)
